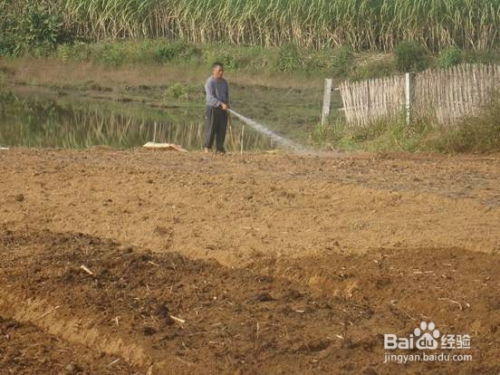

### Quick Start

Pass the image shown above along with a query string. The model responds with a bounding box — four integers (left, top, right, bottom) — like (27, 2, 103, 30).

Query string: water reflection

(0, 91, 274, 150)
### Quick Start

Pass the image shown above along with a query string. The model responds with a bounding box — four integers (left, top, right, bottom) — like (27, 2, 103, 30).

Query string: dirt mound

(0, 229, 358, 374)
(1, 229, 499, 374)
(0, 316, 138, 374)
(250, 247, 500, 368)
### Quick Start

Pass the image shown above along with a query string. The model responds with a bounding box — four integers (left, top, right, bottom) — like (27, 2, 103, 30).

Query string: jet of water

(228, 109, 307, 153)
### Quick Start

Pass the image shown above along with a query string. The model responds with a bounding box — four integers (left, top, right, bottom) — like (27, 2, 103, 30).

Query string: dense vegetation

(1, 0, 499, 54)
(1, 37, 495, 84)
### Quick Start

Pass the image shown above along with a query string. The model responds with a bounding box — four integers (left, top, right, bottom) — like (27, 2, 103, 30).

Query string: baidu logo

(383, 321, 472, 364)
(385, 321, 440, 350)
(414, 321, 441, 350)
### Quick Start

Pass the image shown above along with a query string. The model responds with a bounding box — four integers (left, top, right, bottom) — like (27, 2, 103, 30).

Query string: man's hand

(220, 103, 229, 111)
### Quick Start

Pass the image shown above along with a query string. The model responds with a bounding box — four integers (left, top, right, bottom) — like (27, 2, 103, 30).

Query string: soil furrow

(1, 228, 498, 374)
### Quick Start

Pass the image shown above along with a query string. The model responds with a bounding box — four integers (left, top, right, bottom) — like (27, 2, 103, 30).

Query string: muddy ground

(0, 149, 499, 374)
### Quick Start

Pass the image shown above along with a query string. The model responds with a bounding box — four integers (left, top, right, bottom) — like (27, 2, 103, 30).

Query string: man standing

(204, 62, 229, 153)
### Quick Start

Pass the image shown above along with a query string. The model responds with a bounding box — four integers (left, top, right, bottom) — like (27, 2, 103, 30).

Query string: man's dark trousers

(204, 106, 227, 152)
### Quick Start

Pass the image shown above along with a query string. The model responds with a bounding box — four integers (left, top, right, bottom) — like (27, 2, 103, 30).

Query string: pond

(0, 90, 275, 151)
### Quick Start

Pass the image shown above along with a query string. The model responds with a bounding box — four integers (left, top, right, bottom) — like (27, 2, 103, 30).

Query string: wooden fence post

(404, 73, 415, 125)
(321, 78, 333, 125)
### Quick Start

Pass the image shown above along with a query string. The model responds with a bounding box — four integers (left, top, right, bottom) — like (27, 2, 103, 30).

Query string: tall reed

(54, 0, 499, 50)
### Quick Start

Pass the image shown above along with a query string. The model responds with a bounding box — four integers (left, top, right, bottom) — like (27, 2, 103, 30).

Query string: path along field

(0, 149, 499, 374)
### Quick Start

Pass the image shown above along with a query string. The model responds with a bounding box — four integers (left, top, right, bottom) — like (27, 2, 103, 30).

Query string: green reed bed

(2, 0, 499, 51)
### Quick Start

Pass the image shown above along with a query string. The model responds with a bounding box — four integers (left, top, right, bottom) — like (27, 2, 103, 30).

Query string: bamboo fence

(338, 64, 500, 126)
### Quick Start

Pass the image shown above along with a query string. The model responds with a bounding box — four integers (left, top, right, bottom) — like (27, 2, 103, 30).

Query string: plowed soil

(0, 149, 499, 374)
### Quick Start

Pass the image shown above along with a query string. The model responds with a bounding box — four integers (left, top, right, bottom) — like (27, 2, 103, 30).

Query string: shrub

(164, 83, 189, 99)
(215, 52, 239, 70)
(232, 46, 275, 70)
(331, 46, 354, 77)
(93, 43, 127, 66)
(202, 45, 241, 70)
(394, 41, 429, 72)
(303, 48, 334, 71)
(438, 47, 462, 69)
(19, 4, 63, 47)
(0, 0, 18, 55)
(0, 1, 72, 56)
(154, 41, 200, 63)
(351, 59, 396, 81)
(275, 43, 302, 72)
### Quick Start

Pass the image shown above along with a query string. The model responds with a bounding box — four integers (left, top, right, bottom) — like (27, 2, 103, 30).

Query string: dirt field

(0, 148, 499, 374)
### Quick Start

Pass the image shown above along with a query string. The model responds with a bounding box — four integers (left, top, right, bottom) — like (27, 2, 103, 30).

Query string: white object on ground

(143, 142, 187, 152)
(0, 147, 9, 150)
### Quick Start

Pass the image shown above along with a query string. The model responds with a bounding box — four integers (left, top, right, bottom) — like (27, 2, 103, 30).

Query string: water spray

(228, 109, 307, 153)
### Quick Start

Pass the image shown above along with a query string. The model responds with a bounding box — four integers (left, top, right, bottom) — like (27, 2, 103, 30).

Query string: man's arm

(205, 79, 221, 107)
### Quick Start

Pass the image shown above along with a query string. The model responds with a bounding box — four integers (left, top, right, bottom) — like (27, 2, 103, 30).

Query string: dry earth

(0, 148, 499, 374)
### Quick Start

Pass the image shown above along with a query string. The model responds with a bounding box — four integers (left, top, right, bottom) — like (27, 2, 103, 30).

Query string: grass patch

(313, 97, 500, 153)
(427, 98, 500, 153)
